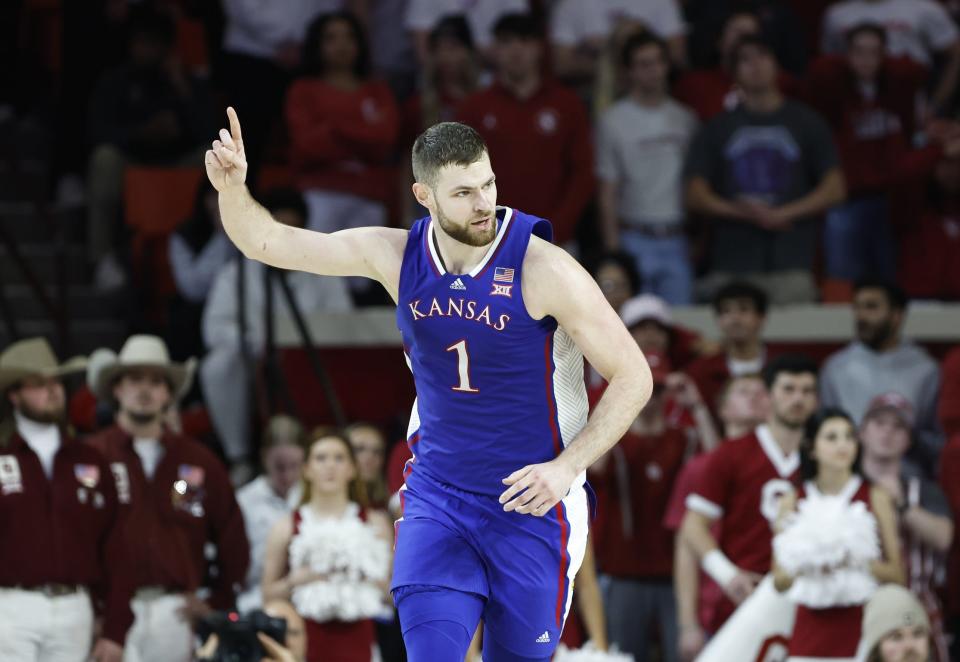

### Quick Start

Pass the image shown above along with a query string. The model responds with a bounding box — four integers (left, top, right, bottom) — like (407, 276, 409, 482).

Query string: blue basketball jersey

(396, 206, 589, 496)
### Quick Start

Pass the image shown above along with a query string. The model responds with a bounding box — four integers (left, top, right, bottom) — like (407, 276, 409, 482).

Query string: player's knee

(482, 634, 554, 662)
(403, 620, 472, 662)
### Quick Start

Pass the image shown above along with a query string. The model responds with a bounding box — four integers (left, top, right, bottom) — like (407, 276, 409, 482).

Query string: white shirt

(551, 0, 686, 47)
(222, 0, 344, 59)
(133, 438, 164, 480)
(168, 233, 236, 304)
(236, 475, 303, 612)
(595, 96, 697, 226)
(821, 0, 958, 65)
(404, 0, 529, 50)
(15, 412, 60, 479)
(201, 258, 353, 352)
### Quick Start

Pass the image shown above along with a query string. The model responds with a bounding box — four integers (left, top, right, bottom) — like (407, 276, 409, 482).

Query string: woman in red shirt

(285, 12, 400, 241)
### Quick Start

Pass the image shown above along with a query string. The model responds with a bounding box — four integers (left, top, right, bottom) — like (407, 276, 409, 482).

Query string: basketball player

(205, 109, 652, 661)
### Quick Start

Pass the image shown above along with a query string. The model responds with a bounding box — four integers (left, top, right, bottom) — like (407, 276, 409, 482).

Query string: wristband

(702, 549, 738, 587)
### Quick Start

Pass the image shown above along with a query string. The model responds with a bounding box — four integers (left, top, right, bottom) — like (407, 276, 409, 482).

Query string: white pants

(123, 593, 194, 662)
(0, 587, 94, 662)
(696, 575, 796, 662)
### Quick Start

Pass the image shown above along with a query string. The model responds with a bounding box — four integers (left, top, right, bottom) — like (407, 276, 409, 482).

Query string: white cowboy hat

(91, 335, 196, 403)
(0, 337, 87, 393)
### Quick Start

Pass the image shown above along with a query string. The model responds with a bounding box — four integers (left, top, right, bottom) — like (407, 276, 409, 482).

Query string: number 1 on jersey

(446, 339, 480, 393)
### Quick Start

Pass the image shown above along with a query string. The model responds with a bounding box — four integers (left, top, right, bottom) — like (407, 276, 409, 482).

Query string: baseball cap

(644, 350, 672, 385)
(861, 585, 930, 656)
(864, 392, 915, 428)
(620, 295, 672, 330)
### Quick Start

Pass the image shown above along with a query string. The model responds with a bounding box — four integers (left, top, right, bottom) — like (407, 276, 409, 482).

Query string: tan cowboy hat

(91, 335, 196, 402)
(0, 337, 87, 393)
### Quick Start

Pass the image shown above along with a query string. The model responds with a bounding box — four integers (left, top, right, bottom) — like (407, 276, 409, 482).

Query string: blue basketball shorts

(390, 465, 589, 658)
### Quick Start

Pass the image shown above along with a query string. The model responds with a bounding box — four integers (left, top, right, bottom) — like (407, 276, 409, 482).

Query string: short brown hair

(412, 122, 487, 188)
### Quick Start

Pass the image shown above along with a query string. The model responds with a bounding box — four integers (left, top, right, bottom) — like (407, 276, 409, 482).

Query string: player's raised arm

(205, 107, 406, 296)
(499, 239, 653, 516)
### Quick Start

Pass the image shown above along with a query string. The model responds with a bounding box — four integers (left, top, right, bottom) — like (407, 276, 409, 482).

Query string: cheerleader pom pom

(774, 497, 880, 608)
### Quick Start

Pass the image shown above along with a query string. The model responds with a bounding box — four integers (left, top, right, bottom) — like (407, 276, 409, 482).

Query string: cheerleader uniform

(290, 503, 386, 662)
(783, 476, 877, 662)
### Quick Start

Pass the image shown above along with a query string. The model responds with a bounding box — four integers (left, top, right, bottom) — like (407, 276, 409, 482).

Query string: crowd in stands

(4, 0, 960, 661)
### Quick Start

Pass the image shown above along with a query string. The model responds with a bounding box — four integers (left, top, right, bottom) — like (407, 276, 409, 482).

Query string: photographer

(197, 600, 305, 662)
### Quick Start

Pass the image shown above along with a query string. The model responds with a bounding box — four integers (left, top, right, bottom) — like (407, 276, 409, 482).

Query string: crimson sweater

(286, 78, 400, 204)
(456, 80, 594, 245)
(805, 55, 940, 195)
(0, 432, 132, 644)
(85, 426, 249, 611)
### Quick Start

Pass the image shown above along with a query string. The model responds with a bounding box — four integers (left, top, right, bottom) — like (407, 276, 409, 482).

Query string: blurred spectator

(86, 4, 214, 290)
(596, 32, 698, 304)
(403, 16, 479, 133)
(87, 335, 249, 662)
(820, 280, 942, 472)
(859, 393, 954, 661)
(166, 180, 237, 362)
(680, 355, 817, 638)
(237, 415, 307, 613)
(400, 15, 481, 222)
(900, 154, 960, 301)
(456, 13, 594, 247)
(665, 373, 770, 661)
(286, 11, 400, 242)
(807, 24, 943, 287)
(821, 0, 960, 115)
(940, 347, 960, 438)
(345, 422, 389, 509)
(550, 0, 687, 89)
(404, 0, 528, 63)
(772, 409, 903, 661)
(589, 251, 642, 314)
(673, 11, 800, 122)
(620, 294, 673, 356)
(0, 338, 128, 662)
(686, 282, 771, 421)
(364, 0, 418, 100)
(262, 431, 393, 662)
(200, 189, 352, 482)
(588, 351, 695, 662)
(683, 2, 808, 76)
(219, 0, 345, 175)
(616, 295, 720, 450)
(684, 35, 846, 304)
(860, 584, 933, 662)
(618, 294, 715, 374)
(939, 428, 960, 660)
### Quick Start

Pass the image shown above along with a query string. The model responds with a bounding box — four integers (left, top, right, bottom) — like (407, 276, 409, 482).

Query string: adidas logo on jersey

(535, 631, 550, 644)
(449, 278, 467, 290)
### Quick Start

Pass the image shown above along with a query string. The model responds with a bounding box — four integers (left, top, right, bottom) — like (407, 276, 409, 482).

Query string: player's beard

(435, 200, 497, 248)
(16, 401, 66, 426)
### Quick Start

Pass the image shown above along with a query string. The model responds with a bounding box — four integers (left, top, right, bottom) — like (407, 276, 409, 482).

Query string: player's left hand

(499, 459, 576, 516)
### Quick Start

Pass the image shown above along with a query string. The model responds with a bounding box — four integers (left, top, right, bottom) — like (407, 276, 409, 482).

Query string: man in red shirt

(456, 12, 594, 246)
(588, 350, 692, 662)
(664, 373, 770, 661)
(87, 335, 249, 662)
(685, 281, 771, 422)
(0, 338, 129, 662)
(806, 22, 941, 286)
(679, 354, 819, 661)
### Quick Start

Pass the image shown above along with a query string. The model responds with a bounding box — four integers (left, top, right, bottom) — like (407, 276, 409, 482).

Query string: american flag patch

(74, 464, 100, 488)
(493, 267, 515, 283)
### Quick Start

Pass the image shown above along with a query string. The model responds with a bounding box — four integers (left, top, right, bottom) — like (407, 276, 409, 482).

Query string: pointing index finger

(226, 106, 243, 144)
